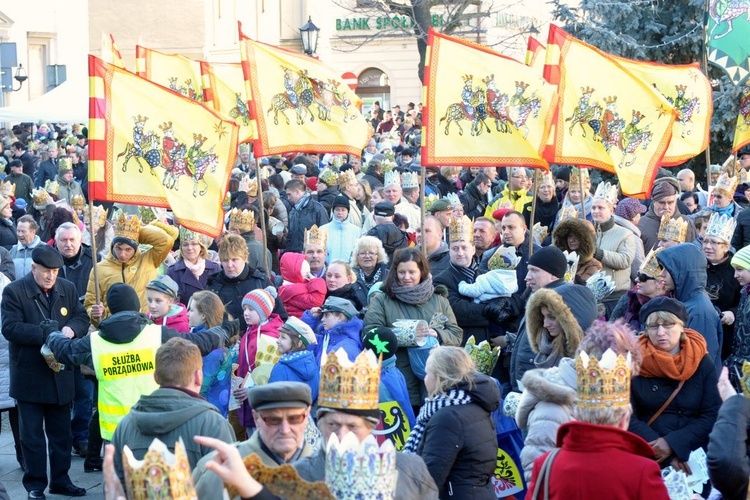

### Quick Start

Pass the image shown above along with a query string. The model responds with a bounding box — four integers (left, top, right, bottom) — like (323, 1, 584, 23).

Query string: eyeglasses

(646, 322, 676, 333)
(257, 413, 307, 427)
(358, 251, 377, 256)
(637, 274, 655, 283)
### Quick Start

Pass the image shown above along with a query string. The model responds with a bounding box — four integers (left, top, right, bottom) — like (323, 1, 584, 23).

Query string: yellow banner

(101, 34, 125, 69)
(733, 84, 750, 152)
(136, 45, 206, 103)
(201, 61, 257, 144)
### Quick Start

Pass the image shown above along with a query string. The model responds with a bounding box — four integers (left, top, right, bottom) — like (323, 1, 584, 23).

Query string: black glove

(221, 318, 240, 339)
(483, 305, 509, 324)
(40, 319, 60, 340)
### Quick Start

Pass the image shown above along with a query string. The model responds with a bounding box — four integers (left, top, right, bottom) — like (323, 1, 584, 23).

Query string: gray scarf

(390, 275, 435, 305)
(534, 331, 564, 369)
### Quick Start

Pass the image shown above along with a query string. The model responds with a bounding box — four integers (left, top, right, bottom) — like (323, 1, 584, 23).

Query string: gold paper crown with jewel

(657, 215, 688, 243)
(558, 203, 578, 222)
(464, 336, 501, 375)
(705, 212, 737, 243)
(423, 193, 440, 212)
(639, 247, 664, 278)
(58, 157, 73, 174)
(70, 194, 85, 212)
(384, 170, 401, 187)
(0, 180, 15, 198)
(593, 181, 618, 206)
(538, 170, 555, 187)
(401, 172, 419, 189)
(304, 224, 327, 248)
(229, 208, 255, 233)
(568, 167, 589, 189)
(714, 171, 739, 196)
(44, 179, 59, 197)
(487, 245, 522, 271)
(563, 250, 580, 284)
(227, 454, 334, 500)
(179, 226, 213, 248)
(318, 349, 381, 411)
(247, 178, 258, 197)
(445, 192, 461, 208)
(449, 215, 473, 243)
(576, 348, 631, 409)
(319, 168, 338, 187)
(532, 222, 549, 243)
(84, 204, 108, 232)
(122, 438, 197, 500)
(138, 206, 157, 225)
(32, 187, 53, 209)
(338, 169, 357, 188)
(114, 212, 141, 242)
(326, 433, 396, 500)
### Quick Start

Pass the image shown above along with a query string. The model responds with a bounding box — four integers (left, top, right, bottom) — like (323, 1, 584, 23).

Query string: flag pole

(255, 158, 271, 279)
(87, 199, 101, 304)
(702, 0, 713, 189)
(419, 163, 426, 254)
(528, 169, 540, 257)
(579, 168, 587, 220)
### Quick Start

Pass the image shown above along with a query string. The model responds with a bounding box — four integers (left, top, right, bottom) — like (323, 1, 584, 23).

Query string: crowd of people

(1, 118, 750, 499)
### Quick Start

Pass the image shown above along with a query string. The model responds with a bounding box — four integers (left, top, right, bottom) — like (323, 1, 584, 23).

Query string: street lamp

(13, 64, 27, 91)
(299, 16, 320, 55)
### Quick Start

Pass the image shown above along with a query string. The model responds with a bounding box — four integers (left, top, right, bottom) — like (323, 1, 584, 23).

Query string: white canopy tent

(0, 72, 87, 123)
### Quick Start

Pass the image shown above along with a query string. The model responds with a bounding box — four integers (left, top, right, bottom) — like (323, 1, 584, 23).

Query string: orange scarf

(638, 328, 707, 381)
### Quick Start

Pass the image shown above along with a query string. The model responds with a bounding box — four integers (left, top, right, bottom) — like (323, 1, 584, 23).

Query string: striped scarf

(403, 389, 473, 454)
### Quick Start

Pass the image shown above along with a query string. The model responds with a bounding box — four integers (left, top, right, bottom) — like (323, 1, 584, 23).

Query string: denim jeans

(71, 367, 94, 445)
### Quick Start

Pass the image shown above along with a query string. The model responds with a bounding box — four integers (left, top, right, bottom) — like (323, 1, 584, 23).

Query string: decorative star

(214, 121, 228, 140)
(656, 103, 670, 119)
(367, 333, 390, 354)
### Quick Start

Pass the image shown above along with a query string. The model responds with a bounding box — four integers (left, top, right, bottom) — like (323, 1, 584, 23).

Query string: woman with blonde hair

(167, 229, 222, 306)
(404, 346, 499, 499)
(350, 236, 389, 292)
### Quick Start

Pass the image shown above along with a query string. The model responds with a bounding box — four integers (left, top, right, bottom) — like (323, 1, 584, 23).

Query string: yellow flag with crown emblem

(421, 29, 555, 169)
(734, 84, 750, 152)
(200, 61, 257, 144)
(543, 25, 677, 198)
(239, 37, 369, 156)
(136, 46, 206, 103)
(88, 55, 238, 238)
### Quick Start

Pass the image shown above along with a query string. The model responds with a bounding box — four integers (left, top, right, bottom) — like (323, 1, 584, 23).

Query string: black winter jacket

(732, 208, 750, 251)
(459, 183, 487, 220)
(434, 264, 492, 345)
(59, 245, 96, 303)
(0, 218, 16, 250)
(287, 195, 329, 253)
(707, 395, 750, 500)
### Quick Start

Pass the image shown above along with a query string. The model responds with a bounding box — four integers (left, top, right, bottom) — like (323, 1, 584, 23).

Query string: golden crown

(639, 246, 664, 278)
(70, 194, 85, 212)
(657, 215, 688, 243)
(487, 245, 521, 271)
(84, 204, 108, 232)
(741, 361, 750, 397)
(558, 203, 578, 222)
(44, 179, 59, 196)
(32, 187, 53, 208)
(123, 438, 197, 500)
(179, 226, 213, 248)
(227, 454, 334, 500)
(705, 212, 736, 244)
(593, 181, 618, 206)
(138, 206, 158, 225)
(401, 172, 419, 189)
(576, 349, 631, 409)
(58, 157, 73, 173)
(714, 171, 739, 196)
(568, 167, 589, 189)
(114, 212, 141, 242)
(384, 170, 401, 188)
(464, 336, 501, 375)
(0, 180, 15, 198)
(319, 169, 338, 187)
(338, 169, 357, 188)
(563, 250, 580, 284)
(326, 433, 396, 499)
(538, 170, 555, 188)
(247, 178, 258, 197)
(449, 215, 473, 243)
(318, 349, 381, 411)
(532, 222, 549, 243)
(228, 208, 255, 233)
(304, 224, 327, 248)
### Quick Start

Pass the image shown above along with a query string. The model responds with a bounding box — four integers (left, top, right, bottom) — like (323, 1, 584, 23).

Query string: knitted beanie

(732, 246, 750, 271)
(527, 246, 568, 279)
(107, 283, 141, 314)
(242, 286, 278, 322)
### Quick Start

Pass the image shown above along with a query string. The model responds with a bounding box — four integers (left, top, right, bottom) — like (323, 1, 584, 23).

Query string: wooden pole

(87, 199, 101, 304)
(254, 159, 271, 279)
(419, 164, 426, 254)
(702, 0, 713, 190)
(528, 169, 540, 256)
(578, 168, 587, 219)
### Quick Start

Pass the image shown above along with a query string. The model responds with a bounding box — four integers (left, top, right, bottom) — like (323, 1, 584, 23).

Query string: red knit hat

(305, 177, 318, 192)
(242, 286, 277, 322)
(492, 208, 512, 221)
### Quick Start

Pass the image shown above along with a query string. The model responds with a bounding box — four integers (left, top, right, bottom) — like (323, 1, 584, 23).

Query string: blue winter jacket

(301, 311, 364, 363)
(268, 350, 320, 403)
(379, 356, 416, 429)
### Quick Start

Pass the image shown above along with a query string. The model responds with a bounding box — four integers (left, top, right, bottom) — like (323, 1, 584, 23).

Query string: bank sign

(336, 14, 445, 31)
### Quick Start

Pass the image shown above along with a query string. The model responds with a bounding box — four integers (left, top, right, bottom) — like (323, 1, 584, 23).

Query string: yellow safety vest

(90, 324, 161, 440)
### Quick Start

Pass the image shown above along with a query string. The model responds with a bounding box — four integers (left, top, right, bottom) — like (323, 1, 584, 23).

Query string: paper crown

(657, 215, 688, 243)
(741, 361, 750, 397)
(44, 179, 59, 197)
(318, 349, 381, 411)
(138, 206, 163, 225)
(487, 246, 522, 271)
(593, 181, 618, 206)
(70, 194, 85, 212)
(639, 247, 664, 278)
(464, 336, 501, 375)
(585, 270, 616, 303)
(179, 226, 212, 248)
(576, 349, 631, 409)
(558, 203, 578, 222)
(222, 191, 232, 209)
(532, 222, 549, 243)
(228, 207, 255, 233)
(568, 167, 589, 189)
(445, 192, 461, 208)
(714, 171, 739, 195)
(449, 215, 473, 243)
(563, 250, 580, 284)
(538, 170, 555, 187)
(384, 170, 401, 187)
(326, 433, 396, 500)
(381, 158, 397, 173)
(58, 157, 73, 173)
(247, 178, 258, 197)
(238, 143, 250, 154)
(228, 453, 333, 500)
(338, 169, 357, 188)
(114, 212, 141, 242)
(401, 172, 419, 189)
(304, 224, 327, 248)
(704, 212, 737, 243)
(319, 169, 338, 187)
(122, 438, 197, 500)
(0, 180, 15, 198)
(84, 204, 108, 232)
(423, 193, 440, 212)
(32, 187, 53, 209)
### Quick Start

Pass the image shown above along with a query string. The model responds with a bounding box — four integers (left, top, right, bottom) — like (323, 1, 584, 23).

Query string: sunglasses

(637, 274, 656, 283)
(257, 413, 306, 427)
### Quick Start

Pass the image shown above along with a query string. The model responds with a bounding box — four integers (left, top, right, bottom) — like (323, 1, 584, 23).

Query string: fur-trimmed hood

(552, 218, 596, 260)
(516, 363, 577, 429)
(526, 284, 597, 357)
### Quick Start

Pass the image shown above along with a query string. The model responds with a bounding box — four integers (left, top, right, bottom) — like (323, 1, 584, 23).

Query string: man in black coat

(10, 141, 35, 178)
(284, 179, 329, 253)
(1, 245, 90, 498)
(459, 173, 491, 220)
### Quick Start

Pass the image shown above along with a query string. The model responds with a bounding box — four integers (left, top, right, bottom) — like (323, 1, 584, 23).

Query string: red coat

(527, 421, 669, 500)
(278, 252, 326, 318)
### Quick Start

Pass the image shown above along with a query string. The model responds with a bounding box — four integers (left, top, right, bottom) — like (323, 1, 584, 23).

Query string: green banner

(706, 1, 750, 85)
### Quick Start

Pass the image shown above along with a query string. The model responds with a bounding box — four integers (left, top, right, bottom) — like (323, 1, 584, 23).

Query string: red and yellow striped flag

(88, 55, 238, 238)
(421, 29, 555, 169)
(239, 37, 370, 156)
(543, 25, 676, 198)
(136, 46, 206, 103)
(733, 84, 750, 152)
(200, 61, 257, 144)
(101, 34, 125, 69)
(526, 35, 545, 73)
